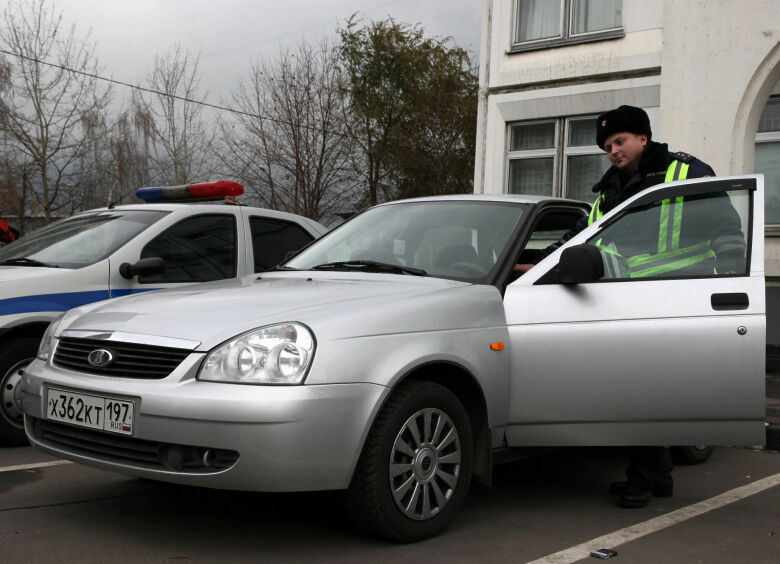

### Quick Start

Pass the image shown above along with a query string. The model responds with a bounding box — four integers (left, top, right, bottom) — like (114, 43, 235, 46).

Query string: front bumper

(21, 356, 388, 492)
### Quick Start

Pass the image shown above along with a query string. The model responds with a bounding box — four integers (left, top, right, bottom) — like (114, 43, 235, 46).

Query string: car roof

(70, 203, 327, 233)
(376, 194, 591, 206)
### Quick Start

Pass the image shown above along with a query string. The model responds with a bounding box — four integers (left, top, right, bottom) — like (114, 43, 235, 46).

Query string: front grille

(29, 418, 239, 473)
(53, 337, 192, 379)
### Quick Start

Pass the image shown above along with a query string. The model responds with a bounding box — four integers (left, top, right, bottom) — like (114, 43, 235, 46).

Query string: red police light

(186, 181, 243, 199)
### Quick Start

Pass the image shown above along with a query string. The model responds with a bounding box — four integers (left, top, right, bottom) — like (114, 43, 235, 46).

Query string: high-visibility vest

(587, 160, 715, 278)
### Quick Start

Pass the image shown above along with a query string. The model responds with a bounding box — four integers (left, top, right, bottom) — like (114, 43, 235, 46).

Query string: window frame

(505, 119, 560, 196)
(506, 114, 605, 199)
(510, 0, 624, 53)
(536, 178, 756, 284)
(562, 116, 608, 201)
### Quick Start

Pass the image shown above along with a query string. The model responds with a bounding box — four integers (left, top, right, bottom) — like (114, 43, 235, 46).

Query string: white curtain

(516, 0, 562, 42)
(571, 0, 622, 35)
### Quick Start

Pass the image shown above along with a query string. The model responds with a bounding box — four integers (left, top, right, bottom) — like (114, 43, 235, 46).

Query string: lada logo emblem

(87, 349, 115, 368)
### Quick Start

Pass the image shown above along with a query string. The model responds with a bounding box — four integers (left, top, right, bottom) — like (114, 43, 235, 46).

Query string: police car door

(503, 175, 765, 447)
(108, 207, 246, 297)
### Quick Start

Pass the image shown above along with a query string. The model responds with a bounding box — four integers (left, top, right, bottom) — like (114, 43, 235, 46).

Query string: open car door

(503, 175, 765, 447)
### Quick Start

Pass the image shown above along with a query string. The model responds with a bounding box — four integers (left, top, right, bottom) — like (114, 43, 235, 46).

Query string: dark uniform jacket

(543, 141, 745, 273)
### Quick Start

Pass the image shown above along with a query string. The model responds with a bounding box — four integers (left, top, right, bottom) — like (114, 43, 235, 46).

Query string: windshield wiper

(268, 265, 299, 271)
(0, 257, 58, 268)
(311, 260, 427, 276)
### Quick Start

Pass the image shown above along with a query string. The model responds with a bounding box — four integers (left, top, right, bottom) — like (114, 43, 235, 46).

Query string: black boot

(617, 484, 654, 508)
(609, 480, 673, 497)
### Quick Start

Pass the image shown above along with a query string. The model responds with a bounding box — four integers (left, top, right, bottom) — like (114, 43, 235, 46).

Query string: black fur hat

(596, 105, 652, 150)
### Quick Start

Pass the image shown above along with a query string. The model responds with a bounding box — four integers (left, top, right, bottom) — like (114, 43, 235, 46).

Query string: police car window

(0, 210, 168, 269)
(586, 189, 750, 280)
(249, 217, 314, 272)
(139, 214, 237, 283)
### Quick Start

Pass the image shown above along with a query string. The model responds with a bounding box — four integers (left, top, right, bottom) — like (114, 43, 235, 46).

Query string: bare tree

(222, 40, 357, 221)
(0, 154, 29, 233)
(0, 0, 111, 222)
(104, 99, 156, 205)
(136, 45, 215, 185)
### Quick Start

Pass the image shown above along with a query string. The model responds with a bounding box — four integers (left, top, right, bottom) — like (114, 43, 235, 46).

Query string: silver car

(20, 175, 765, 541)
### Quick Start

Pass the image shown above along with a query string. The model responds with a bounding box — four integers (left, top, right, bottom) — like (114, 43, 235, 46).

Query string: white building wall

(485, 0, 662, 89)
(659, 0, 780, 174)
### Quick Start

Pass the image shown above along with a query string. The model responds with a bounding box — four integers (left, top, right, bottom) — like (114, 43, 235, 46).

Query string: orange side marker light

(490, 342, 505, 351)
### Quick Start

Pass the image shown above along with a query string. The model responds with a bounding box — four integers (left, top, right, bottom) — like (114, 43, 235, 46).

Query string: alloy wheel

(389, 407, 461, 521)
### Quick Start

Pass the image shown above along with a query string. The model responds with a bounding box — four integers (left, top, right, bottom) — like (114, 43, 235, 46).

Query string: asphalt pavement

(1, 444, 777, 563)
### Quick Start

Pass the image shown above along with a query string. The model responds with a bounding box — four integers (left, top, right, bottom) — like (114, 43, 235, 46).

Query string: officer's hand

(514, 263, 534, 273)
(715, 250, 745, 275)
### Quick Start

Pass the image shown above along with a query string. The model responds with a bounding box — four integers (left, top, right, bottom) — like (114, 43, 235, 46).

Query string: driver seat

(434, 244, 478, 268)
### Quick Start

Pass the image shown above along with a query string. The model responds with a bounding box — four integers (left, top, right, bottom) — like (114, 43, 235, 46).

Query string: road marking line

(528, 472, 780, 564)
(0, 460, 73, 473)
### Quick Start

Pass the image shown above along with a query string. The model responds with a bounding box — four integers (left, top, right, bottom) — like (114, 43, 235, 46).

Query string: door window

(139, 214, 237, 283)
(585, 188, 751, 280)
(249, 217, 314, 272)
(518, 209, 585, 265)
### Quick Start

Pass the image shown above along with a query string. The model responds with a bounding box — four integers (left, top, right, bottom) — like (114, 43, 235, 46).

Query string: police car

(0, 181, 327, 444)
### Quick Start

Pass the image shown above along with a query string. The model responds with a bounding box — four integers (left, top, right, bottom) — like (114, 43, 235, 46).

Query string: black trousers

(625, 446, 673, 491)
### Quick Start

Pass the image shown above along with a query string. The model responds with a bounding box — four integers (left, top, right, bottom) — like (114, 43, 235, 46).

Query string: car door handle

(711, 292, 749, 310)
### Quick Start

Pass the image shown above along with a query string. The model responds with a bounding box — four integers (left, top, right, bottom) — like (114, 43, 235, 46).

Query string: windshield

(0, 210, 169, 269)
(286, 200, 526, 282)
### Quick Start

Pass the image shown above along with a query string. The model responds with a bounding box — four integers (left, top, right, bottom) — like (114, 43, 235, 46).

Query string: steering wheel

(447, 261, 487, 277)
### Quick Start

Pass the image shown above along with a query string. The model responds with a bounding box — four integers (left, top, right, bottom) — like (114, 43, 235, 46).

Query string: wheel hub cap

(413, 447, 437, 481)
(389, 407, 461, 521)
(1, 359, 31, 429)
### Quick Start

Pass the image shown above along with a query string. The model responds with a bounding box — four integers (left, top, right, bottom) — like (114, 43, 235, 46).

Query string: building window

(755, 96, 780, 226)
(512, 0, 623, 50)
(507, 116, 609, 203)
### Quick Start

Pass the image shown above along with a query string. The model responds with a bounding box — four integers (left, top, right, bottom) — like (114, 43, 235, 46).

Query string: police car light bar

(136, 181, 244, 202)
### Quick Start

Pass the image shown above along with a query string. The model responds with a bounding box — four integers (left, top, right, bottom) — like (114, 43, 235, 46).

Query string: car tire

(0, 338, 38, 446)
(671, 445, 714, 465)
(345, 380, 474, 542)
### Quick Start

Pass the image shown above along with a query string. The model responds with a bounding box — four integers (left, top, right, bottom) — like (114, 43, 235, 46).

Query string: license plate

(46, 388, 134, 435)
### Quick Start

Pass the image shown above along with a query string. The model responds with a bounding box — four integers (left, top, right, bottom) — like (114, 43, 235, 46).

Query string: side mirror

(558, 244, 604, 284)
(119, 257, 165, 280)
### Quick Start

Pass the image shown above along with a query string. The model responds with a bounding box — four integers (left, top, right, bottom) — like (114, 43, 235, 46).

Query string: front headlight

(198, 322, 315, 385)
(37, 313, 65, 361)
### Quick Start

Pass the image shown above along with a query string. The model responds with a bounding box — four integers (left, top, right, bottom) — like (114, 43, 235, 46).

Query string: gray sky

(56, 0, 483, 106)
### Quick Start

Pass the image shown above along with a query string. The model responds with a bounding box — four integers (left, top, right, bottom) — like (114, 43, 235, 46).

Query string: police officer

(518, 105, 740, 267)
(516, 105, 745, 507)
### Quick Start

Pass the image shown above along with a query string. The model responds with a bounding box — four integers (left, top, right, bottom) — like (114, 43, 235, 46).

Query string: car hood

(62, 272, 506, 350)
(0, 265, 61, 283)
